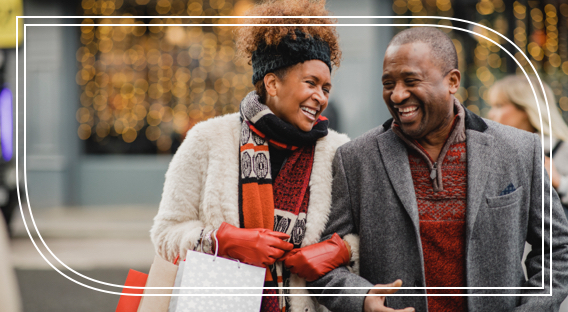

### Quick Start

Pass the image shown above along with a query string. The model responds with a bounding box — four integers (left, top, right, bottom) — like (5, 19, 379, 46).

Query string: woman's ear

(264, 73, 278, 97)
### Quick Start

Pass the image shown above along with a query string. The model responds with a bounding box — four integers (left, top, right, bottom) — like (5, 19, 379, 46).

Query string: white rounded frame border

(15, 15, 554, 297)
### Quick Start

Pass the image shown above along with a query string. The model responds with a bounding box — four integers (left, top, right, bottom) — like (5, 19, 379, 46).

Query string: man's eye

(323, 88, 330, 94)
(405, 79, 417, 84)
(306, 81, 316, 86)
(383, 82, 394, 88)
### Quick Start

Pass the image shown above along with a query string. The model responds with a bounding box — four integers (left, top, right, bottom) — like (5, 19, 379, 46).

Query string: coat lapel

(378, 108, 492, 256)
(465, 129, 495, 246)
(377, 131, 420, 232)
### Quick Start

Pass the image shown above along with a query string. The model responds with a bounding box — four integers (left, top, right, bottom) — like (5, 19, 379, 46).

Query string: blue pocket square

(499, 183, 516, 196)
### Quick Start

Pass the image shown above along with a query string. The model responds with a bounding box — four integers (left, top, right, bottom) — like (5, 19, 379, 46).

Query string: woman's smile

(300, 106, 319, 121)
(265, 60, 331, 132)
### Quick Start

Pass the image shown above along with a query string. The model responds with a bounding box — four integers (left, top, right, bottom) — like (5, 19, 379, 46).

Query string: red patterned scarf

(238, 91, 327, 312)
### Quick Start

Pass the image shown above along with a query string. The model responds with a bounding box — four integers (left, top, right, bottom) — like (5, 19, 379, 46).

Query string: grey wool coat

(308, 107, 568, 312)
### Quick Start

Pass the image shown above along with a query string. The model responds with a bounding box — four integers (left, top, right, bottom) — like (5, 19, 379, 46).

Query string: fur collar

(152, 112, 350, 312)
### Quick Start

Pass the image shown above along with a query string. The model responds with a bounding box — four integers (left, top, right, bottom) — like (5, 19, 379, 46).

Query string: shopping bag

(137, 254, 179, 312)
(115, 269, 148, 312)
(167, 258, 186, 312)
(174, 249, 266, 312)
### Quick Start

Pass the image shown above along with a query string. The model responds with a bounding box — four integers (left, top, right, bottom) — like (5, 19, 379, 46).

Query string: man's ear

(447, 69, 461, 94)
(264, 73, 279, 97)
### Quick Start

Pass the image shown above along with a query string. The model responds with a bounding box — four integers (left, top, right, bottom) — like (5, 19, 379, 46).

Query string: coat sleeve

(307, 147, 374, 312)
(516, 134, 568, 311)
(150, 124, 210, 263)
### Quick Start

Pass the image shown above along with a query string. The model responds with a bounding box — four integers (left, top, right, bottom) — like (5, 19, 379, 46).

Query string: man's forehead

(382, 65, 419, 77)
(383, 42, 438, 74)
(385, 41, 432, 60)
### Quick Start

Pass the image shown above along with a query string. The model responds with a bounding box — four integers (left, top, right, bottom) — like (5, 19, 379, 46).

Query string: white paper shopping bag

(175, 249, 266, 312)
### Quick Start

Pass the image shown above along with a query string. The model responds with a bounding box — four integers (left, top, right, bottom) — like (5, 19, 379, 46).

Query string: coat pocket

(486, 186, 523, 208)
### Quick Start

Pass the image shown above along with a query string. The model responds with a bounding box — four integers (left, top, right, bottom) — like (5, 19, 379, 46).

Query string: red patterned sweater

(409, 142, 467, 311)
(393, 103, 468, 312)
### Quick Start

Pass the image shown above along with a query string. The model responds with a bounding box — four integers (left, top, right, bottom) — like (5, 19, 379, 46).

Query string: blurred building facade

(13, 0, 392, 209)
(8, 0, 568, 210)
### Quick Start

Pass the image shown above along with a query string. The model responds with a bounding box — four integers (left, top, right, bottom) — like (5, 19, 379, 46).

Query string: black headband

(251, 31, 332, 85)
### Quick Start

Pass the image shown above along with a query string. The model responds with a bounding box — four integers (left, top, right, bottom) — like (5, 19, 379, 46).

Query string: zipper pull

(430, 162, 437, 180)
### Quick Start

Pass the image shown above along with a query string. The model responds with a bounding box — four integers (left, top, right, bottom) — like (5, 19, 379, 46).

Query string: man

(308, 27, 568, 311)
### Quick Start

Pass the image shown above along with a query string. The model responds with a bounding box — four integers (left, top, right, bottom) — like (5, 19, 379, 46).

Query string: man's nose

(391, 82, 410, 104)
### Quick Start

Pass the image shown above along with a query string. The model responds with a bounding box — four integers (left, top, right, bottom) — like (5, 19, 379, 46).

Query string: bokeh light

(392, 0, 568, 122)
(77, 0, 254, 154)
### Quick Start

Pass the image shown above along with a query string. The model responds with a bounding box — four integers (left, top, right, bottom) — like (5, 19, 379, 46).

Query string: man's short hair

(388, 27, 458, 75)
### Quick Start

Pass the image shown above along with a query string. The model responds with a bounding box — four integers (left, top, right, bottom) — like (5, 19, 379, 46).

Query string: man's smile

(394, 104, 421, 124)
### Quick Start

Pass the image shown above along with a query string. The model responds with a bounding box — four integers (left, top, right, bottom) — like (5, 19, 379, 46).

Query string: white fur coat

(150, 113, 358, 312)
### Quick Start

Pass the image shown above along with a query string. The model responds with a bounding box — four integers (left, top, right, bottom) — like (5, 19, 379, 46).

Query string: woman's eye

(306, 80, 316, 86)
(323, 88, 330, 94)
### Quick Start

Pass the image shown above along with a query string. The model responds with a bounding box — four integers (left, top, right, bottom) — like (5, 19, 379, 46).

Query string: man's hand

(364, 280, 415, 312)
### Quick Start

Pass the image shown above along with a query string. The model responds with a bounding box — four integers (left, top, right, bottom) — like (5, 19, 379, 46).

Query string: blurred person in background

(488, 75, 568, 218)
(0, 218, 22, 312)
(308, 27, 568, 312)
(151, 1, 358, 311)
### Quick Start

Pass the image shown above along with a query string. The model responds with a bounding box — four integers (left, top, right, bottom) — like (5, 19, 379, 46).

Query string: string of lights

(77, 0, 254, 154)
(392, 0, 568, 121)
(76, 0, 568, 153)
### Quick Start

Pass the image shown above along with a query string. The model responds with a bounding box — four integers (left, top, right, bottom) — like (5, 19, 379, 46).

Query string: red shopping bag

(115, 269, 148, 312)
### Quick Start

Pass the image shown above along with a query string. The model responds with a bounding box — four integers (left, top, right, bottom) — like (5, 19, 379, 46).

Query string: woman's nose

(312, 88, 327, 105)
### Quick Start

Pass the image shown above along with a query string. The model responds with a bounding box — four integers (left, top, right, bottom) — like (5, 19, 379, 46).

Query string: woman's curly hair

(236, 0, 341, 69)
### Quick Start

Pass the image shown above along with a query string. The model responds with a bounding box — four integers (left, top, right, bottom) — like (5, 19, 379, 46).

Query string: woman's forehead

(289, 60, 331, 80)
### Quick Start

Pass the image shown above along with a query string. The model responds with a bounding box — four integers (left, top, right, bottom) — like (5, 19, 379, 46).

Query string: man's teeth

(301, 107, 317, 115)
(399, 106, 418, 113)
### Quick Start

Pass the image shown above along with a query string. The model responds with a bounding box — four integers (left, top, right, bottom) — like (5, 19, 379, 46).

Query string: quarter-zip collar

(391, 99, 467, 192)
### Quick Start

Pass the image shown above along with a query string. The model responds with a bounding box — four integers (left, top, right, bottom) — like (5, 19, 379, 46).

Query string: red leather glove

(280, 233, 350, 282)
(215, 222, 294, 267)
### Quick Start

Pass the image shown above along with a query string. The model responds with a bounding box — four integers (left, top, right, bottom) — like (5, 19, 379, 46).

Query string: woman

(150, 1, 358, 311)
(487, 75, 568, 217)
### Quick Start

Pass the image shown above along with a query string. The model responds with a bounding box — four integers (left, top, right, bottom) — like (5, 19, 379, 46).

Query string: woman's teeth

(301, 107, 317, 115)
(301, 107, 317, 121)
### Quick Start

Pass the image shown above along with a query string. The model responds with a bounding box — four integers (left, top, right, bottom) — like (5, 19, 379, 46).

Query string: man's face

(382, 42, 458, 140)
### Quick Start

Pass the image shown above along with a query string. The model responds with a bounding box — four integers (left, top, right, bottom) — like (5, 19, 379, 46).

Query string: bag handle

(213, 230, 219, 259)
(212, 230, 241, 268)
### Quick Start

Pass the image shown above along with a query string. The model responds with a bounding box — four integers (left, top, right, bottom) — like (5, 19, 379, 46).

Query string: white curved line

(17, 16, 551, 295)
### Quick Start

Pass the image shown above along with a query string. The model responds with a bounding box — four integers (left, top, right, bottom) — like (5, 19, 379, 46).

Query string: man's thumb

(369, 279, 403, 295)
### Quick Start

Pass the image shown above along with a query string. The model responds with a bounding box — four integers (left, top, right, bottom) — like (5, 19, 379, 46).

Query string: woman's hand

(215, 222, 293, 267)
(280, 233, 350, 282)
(545, 156, 561, 189)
